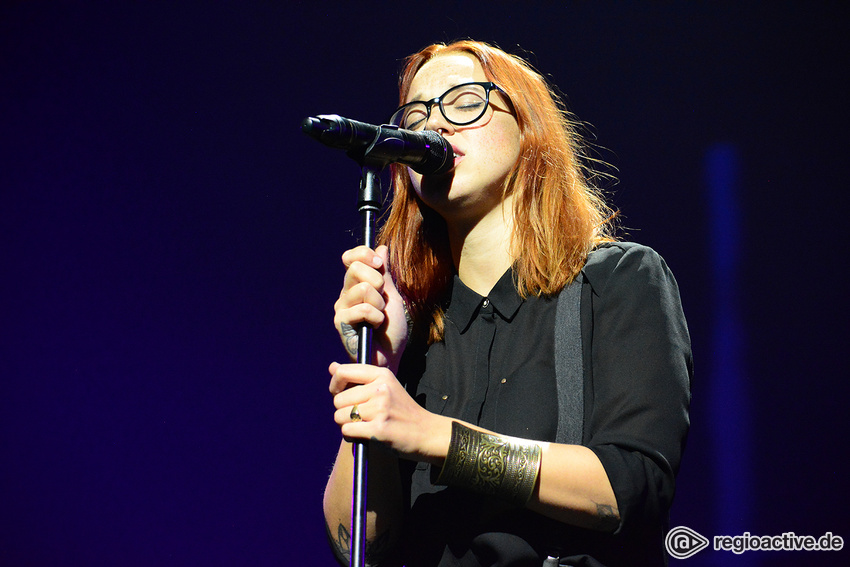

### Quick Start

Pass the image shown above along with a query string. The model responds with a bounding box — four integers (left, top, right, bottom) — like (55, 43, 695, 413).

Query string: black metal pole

(302, 116, 390, 567)
(350, 163, 382, 567)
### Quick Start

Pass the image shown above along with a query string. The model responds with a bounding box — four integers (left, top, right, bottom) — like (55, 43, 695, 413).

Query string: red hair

(378, 40, 616, 342)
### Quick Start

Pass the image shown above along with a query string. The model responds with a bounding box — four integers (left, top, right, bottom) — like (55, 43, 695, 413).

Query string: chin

(415, 171, 455, 200)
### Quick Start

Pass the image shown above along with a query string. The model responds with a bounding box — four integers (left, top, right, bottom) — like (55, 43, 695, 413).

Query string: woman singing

(323, 40, 692, 567)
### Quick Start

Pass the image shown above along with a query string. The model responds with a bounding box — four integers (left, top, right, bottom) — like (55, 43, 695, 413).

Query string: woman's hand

(333, 245, 409, 372)
(328, 361, 451, 464)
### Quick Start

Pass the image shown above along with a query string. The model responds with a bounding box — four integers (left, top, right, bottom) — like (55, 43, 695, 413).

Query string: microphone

(301, 114, 454, 175)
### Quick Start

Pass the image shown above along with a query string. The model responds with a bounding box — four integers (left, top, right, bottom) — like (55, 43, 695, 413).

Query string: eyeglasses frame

(389, 81, 508, 130)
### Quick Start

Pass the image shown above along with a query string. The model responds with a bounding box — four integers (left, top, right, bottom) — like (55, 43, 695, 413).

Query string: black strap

(554, 274, 584, 445)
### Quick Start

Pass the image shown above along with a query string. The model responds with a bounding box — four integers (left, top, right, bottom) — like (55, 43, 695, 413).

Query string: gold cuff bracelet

(436, 421, 542, 506)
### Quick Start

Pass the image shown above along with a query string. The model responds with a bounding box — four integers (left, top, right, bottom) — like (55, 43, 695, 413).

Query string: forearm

(323, 438, 405, 563)
(432, 421, 619, 532)
(528, 443, 619, 531)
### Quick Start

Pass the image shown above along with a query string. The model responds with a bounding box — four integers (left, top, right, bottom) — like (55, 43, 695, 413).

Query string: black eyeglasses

(388, 81, 507, 131)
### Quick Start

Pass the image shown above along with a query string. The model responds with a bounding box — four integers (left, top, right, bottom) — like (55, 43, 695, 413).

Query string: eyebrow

(407, 89, 438, 103)
(406, 81, 468, 104)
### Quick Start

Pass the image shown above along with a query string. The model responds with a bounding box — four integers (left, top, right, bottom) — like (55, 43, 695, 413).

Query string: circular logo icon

(665, 526, 710, 559)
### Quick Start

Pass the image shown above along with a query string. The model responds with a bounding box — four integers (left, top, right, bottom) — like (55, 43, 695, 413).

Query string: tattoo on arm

(329, 522, 351, 564)
(593, 502, 620, 532)
(340, 322, 359, 357)
(330, 522, 392, 566)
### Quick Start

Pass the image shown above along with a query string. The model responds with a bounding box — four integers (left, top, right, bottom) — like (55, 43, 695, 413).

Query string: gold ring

(350, 404, 362, 422)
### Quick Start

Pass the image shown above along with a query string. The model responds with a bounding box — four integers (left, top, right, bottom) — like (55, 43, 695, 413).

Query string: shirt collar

(445, 268, 524, 333)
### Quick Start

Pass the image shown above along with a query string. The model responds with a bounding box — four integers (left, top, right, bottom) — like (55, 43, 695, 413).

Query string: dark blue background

(2, 2, 847, 565)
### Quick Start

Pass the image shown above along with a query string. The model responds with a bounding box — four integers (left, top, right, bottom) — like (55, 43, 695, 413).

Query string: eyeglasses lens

(391, 83, 490, 131)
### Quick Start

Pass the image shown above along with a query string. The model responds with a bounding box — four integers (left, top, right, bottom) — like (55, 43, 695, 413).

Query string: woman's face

(405, 53, 521, 225)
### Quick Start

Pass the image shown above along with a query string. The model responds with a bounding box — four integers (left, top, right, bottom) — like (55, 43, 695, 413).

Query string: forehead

(406, 53, 487, 102)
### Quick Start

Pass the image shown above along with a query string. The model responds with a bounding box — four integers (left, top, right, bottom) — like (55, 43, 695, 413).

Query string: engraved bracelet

(436, 421, 542, 506)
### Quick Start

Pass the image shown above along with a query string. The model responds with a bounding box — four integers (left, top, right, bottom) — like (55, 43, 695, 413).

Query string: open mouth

(451, 145, 465, 165)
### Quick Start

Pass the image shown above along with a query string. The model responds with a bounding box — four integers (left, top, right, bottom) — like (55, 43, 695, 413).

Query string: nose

(424, 106, 454, 135)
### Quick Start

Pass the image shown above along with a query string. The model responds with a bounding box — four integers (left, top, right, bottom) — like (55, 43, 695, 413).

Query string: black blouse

(390, 242, 693, 567)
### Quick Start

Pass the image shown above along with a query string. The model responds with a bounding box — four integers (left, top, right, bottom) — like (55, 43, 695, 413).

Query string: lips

(451, 144, 464, 165)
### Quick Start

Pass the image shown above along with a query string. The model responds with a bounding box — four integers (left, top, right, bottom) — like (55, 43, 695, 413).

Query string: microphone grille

(415, 130, 454, 176)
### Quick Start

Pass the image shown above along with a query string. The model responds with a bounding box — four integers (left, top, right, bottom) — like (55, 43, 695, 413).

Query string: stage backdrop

(1, 2, 847, 566)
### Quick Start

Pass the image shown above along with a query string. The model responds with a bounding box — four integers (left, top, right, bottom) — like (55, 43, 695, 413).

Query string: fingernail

(372, 256, 382, 267)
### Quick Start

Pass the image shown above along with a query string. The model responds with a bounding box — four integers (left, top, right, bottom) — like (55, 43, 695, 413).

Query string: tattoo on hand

(340, 322, 358, 357)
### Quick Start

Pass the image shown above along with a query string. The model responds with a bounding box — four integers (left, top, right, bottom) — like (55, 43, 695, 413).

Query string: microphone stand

(349, 160, 382, 567)
(303, 115, 441, 567)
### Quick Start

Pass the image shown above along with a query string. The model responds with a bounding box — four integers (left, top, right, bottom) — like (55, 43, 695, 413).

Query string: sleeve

(582, 243, 693, 536)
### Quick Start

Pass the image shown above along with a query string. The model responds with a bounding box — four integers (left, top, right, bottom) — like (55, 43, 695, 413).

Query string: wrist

(435, 421, 542, 506)
(417, 414, 453, 467)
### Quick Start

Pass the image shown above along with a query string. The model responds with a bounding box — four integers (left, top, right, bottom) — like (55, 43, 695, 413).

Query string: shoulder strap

(554, 273, 584, 445)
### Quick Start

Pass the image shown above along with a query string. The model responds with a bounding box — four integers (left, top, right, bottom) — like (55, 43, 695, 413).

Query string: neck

(448, 195, 515, 296)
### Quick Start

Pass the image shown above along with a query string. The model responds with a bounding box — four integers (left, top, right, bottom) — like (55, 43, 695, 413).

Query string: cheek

(475, 119, 522, 168)
(499, 124, 523, 165)
(480, 133, 521, 172)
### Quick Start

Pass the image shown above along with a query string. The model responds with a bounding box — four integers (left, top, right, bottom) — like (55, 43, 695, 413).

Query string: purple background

(1, 2, 847, 566)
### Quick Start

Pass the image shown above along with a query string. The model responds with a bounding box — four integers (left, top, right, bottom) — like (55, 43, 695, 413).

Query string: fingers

(328, 362, 389, 437)
(334, 282, 386, 323)
(333, 401, 369, 428)
(341, 245, 385, 269)
(340, 245, 394, 292)
(328, 361, 392, 396)
(326, 362, 435, 459)
(341, 245, 383, 272)
(341, 261, 385, 297)
(335, 246, 395, 335)
(334, 244, 408, 369)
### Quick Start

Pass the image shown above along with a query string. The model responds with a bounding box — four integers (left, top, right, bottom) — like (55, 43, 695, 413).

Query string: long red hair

(378, 40, 616, 342)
